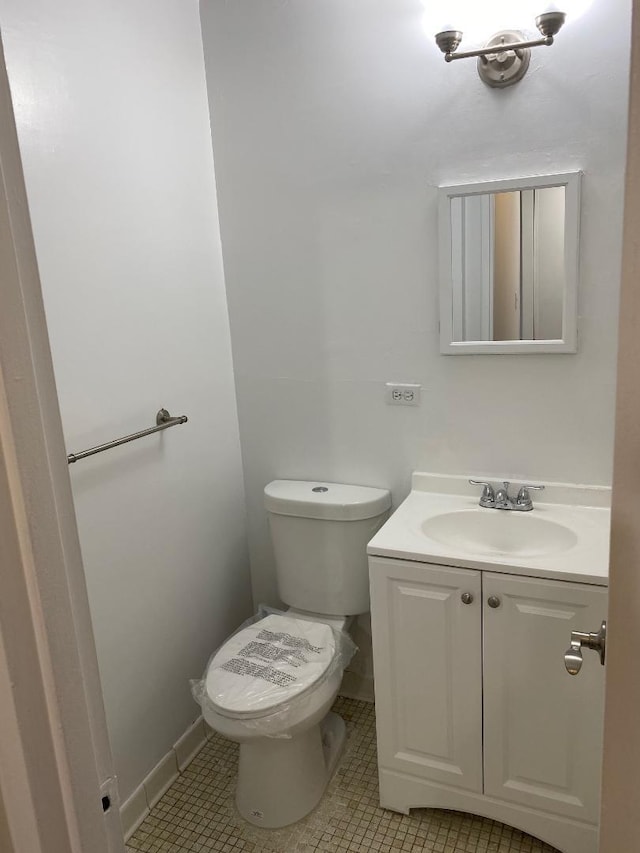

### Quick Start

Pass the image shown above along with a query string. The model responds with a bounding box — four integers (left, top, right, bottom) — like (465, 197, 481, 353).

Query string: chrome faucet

(469, 480, 545, 512)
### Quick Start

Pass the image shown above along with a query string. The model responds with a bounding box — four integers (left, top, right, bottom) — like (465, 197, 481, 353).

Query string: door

(600, 2, 640, 850)
(0, 31, 120, 853)
(493, 190, 521, 341)
(483, 572, 607, 824)
(369, 557, 483, 793)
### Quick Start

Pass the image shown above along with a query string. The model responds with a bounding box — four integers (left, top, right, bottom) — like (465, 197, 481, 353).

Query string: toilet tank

(264, 480, 391, 616)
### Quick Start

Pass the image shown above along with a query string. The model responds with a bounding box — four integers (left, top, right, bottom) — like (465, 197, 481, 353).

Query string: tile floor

(127, 697, 559, 853)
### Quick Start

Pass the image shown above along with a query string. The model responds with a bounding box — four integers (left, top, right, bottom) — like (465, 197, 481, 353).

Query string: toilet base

(235, 711, 346, 829)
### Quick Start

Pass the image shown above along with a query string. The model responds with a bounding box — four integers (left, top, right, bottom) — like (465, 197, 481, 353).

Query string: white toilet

(196, 479, 390, 828)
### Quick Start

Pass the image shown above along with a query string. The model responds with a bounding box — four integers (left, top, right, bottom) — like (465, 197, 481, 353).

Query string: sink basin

(420, 509, 578, 558)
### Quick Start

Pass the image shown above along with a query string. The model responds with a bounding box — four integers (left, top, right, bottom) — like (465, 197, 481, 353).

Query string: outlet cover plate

(385, 383, 421, 406)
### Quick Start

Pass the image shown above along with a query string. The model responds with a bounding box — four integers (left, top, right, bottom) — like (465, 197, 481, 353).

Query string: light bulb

(547, 0, 594, 23)
(423, 0, 593, 45)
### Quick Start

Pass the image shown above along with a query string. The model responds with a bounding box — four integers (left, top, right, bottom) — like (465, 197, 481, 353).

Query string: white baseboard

(120, 716, 208, 840)
(120, 784, 148, 841)
(175, 716, 208, 771)
(144, 750, 178, 810)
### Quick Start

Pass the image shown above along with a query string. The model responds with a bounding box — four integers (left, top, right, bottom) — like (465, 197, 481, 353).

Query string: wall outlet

(385, 383, 421, 406)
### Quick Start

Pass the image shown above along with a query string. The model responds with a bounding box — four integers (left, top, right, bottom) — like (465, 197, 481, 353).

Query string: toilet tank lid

(264, 480, 391, 521)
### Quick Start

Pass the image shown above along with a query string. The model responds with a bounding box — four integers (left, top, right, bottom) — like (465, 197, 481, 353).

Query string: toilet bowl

(194, 480, 391, 828)
(200, 611, 351, 828)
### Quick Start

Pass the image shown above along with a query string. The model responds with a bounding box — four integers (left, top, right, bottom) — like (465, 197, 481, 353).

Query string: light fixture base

(477, 30, 531, 88)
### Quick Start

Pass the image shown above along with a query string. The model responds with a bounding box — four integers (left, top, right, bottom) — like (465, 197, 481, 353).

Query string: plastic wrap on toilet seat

(191, 606, 357, 738)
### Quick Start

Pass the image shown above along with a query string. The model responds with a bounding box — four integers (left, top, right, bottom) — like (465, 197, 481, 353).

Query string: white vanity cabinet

(369, 556, 607, 853)
(482, 572, 606, 823)
(369, 559, 484, 793)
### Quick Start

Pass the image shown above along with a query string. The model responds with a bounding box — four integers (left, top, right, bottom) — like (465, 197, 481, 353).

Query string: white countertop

(367, 473, 611, 587)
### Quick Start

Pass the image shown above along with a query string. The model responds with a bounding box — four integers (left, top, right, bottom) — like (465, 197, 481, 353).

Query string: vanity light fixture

(435, 9, 566, 88)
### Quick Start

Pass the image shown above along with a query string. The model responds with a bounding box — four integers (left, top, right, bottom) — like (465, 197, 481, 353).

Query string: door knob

(564, 621, 606, 675)
(461, 592, 474, 605)
(487, 595, 501, 608)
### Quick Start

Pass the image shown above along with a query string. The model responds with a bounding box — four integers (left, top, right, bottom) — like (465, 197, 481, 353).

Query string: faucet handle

(469, 480, 495, 506)
(517, 483, 545, 497)
(516, 483, 545, 508)
(469, 479, 493, 492)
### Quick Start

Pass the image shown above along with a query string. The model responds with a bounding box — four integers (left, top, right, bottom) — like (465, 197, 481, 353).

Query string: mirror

(438, 172, 580, 354)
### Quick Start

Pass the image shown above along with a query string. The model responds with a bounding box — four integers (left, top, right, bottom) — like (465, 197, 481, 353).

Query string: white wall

(0, 0, 253, 801)
(200, 0, 631, 607)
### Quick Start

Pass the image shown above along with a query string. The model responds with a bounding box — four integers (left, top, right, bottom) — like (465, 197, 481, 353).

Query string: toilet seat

(205, 614, 337, 720)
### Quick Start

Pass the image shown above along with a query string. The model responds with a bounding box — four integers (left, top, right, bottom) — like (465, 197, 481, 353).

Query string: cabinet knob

(487, 595, 501, 609)
(461, 592, 474, 605)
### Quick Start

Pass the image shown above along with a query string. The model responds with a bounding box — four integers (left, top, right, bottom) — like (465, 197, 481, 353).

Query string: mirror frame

(438, 171, 581, 355)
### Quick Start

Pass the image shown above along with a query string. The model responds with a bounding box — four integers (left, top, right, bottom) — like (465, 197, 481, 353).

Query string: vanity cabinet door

(482, 572, 607, 824)
(369, 557, 483, 793)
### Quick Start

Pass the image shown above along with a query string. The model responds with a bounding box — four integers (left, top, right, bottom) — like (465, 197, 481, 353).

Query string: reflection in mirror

(439, 172, 580, 355)
(450, 187, 565, 342)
